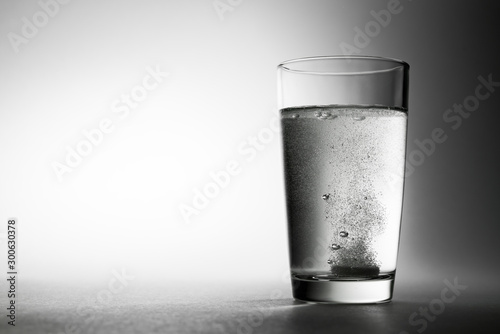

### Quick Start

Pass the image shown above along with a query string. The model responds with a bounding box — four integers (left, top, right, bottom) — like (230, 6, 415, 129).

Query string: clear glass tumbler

(278, 55, 409, 303)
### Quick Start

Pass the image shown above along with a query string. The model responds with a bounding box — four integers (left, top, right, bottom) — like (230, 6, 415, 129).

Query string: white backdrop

(1, 0, 499, 287)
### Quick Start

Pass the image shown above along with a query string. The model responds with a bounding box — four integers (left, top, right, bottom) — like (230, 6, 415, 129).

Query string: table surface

(2, 276, 499, 334)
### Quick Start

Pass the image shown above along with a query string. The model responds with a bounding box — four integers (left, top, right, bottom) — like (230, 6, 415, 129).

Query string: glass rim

(278, 55, 409, 76)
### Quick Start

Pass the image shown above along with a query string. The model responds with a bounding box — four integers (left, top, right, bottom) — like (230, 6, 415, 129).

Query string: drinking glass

(278, 55, 409, 303)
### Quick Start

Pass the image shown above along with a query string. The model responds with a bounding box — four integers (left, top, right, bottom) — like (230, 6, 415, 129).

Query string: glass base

(291, 274, 395, 304)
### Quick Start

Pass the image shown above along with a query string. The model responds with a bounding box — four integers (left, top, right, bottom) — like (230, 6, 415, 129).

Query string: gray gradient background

(0, 0, 499, 333)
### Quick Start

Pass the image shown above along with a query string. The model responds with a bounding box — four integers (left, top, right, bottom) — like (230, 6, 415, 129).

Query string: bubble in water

(327, 259, 333, 264)
(340, 231, 348, 238)
(331, 244, 340, 250)
(322, 194, 330, 200)
(317, 111, 330, 119)
(316, 110, 338, 120)
(353, 116, 366, 121)
(292, 113, 299, 119)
